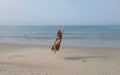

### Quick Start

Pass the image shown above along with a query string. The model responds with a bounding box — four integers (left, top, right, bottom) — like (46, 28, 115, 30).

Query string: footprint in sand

(8, 55, 23, 59)
(115, 68, 120, 72)
(98, 72, 110, 75)
(82, 59, 87, 63)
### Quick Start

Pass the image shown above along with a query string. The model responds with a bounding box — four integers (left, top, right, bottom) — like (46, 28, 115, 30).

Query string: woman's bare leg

(52, 40, 57, 54)
(53, 45, 56, 53)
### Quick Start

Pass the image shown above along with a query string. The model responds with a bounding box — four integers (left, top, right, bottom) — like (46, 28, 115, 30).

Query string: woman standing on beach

(51, 26, 64, 53)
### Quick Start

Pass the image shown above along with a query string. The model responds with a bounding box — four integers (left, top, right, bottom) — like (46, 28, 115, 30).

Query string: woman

(51, 26, 64, 53)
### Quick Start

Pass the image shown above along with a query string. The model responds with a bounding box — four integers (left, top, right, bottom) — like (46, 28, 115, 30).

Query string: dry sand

(0, 43, 120, 75)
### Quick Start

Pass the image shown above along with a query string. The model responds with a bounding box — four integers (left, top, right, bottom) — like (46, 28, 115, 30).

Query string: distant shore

(0, 43, 120, 75)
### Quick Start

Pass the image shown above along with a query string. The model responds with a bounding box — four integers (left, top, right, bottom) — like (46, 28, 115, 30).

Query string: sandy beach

(0, 43, 120, 75)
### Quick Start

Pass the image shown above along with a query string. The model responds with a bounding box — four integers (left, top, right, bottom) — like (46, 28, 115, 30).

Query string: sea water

(0, 25, 120, 48)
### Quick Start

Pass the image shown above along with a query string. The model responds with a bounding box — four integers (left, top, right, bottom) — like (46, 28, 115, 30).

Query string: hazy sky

(0, 0, 120, 25)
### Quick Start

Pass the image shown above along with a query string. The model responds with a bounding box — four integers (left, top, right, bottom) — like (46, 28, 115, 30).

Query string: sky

(0, 0, 120, 25)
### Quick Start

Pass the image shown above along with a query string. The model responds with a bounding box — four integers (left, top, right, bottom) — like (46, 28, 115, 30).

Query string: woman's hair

(57, 30, 61, 34)
(57, 30, 62, 39)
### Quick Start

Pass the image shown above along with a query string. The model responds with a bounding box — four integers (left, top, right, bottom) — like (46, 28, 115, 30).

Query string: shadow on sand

(65, 56, 106, 60)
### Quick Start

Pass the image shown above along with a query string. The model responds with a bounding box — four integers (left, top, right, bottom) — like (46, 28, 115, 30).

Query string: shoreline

(0, 42, 120, 49)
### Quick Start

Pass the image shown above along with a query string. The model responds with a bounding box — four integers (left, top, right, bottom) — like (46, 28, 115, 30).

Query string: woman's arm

(57, 25, 64, 34)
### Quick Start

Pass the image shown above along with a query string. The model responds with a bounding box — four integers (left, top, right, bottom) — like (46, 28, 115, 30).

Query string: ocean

(0, 25, 120, 48)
